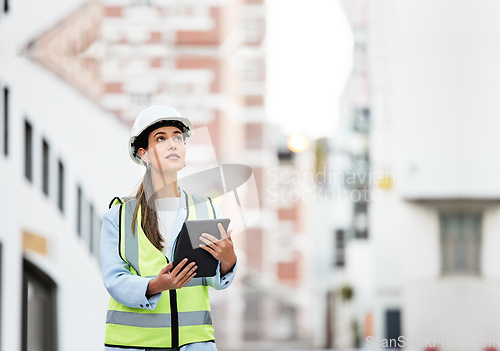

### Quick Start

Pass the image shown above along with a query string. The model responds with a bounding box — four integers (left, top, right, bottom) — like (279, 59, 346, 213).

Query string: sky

(266, 0, 354, 140)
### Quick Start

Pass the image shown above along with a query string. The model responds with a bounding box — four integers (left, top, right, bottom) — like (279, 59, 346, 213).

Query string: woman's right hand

(146, 258, 197, 296)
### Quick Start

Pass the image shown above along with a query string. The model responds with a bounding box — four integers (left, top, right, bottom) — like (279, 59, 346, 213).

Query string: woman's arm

(206, 261, 238, 290)
(100, 205, 161, 310)
(204, 202, 238, 290)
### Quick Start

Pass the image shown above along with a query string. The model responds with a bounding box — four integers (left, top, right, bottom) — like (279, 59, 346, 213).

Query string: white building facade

(0, 2, 140, 350)
(335, 0, 500, 349)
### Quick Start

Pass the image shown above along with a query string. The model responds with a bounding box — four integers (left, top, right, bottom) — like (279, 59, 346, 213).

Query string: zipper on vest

(169, 289, 179, 348)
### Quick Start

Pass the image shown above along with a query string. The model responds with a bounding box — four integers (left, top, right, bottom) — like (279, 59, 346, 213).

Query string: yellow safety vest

(105, 191, 217, 349)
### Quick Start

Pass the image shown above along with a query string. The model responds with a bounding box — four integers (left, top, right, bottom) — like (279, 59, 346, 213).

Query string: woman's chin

(154, 163, 184, 173)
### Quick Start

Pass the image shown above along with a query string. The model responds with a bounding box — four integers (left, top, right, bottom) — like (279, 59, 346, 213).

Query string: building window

(385, 309, 402, 348)
(42, 139, 49, 196)
(244, 20, 262, 43)
(89, 203, 94, 254)
(243, 60, 262, 81)
(334, 229, 345, 267)
(440, 213, 481, 275)
(57, 160, 65, 213)
(3, 86, 8, 156)
(353, 202, 368, 239)
(131, 0, 151, 5)
(275, 300, 298, 341)
(22, 259, 57, 351)
(243, 287, 263, 340)
(24, 120, 33, 182)
(76, 186, 82, 236)
(130, 94, 151, 107)
(353, 108, 370, 134)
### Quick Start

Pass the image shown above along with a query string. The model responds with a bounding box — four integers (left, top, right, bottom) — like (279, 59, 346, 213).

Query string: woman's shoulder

(103, 197, 131, 223)
(103, 204, 120, 224)
(103, 196, 138, 224)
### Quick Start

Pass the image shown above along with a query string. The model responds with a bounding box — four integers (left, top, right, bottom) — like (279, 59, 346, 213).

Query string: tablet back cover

(173, 219, 229, 277)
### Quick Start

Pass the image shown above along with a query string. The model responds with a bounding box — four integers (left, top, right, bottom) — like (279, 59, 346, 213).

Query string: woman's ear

(138, 147, 150, 164)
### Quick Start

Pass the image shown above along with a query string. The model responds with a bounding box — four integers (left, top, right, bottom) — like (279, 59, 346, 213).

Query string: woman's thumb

(161, 262, 172, 274)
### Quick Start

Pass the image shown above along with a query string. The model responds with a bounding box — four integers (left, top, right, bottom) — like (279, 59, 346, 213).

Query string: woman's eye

(157, 136, 165, 142)
(174, 136, 183, 141)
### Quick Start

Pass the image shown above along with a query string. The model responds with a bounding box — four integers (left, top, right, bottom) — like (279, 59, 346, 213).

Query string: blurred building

(0, 0, 320, 350)
(253, 129, 320, 349)
(326, 0, 371, 348)
(0, 1, 136, 347)
(332, 0, 500, 349)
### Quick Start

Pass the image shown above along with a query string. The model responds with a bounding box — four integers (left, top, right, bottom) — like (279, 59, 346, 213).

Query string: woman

(100, 105, 237, 351)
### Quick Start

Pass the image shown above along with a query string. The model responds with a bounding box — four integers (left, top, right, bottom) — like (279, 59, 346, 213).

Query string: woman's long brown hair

(131, 166, 164, 251)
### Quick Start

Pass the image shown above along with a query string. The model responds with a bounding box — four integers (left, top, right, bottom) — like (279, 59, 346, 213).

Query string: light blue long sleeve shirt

(100, 191, 237, 351)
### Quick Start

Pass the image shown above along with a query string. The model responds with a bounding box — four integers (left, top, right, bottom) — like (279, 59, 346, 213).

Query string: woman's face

(138, 126, 186, 173)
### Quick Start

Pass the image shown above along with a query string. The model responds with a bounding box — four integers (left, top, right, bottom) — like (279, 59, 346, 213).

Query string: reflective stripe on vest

(107, 310, 212, 328)
(105, 191, 216, 349)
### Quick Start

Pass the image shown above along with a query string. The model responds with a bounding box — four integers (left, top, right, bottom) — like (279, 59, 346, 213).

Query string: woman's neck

(150, 170, 180, 198)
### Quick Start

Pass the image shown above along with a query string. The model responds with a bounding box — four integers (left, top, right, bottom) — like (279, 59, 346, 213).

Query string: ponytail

(132, 167, 164, 251)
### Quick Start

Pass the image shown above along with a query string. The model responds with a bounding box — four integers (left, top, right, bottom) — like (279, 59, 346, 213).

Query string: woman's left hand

(199, 223, 237, 276)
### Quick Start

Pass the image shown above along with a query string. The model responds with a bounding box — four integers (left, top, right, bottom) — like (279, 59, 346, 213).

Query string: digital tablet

(173, 218, 231, 277)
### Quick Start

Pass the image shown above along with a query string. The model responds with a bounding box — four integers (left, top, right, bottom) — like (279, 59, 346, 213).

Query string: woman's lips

(165, 153, 180, 159)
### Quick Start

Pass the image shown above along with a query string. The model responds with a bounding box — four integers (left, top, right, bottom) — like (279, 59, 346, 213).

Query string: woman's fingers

(171, 258, 189, 276)
(184, 262, 197, 277)
(200, 233, 217, 249)
(199, 242, 216, 253)
(218, 223, 227, 239)
(201, 226, 234, 245)
(178, 266, 197, 287)
(161, 262, 173, 274)
(174, 261, 196, 281)
(200, 233, 219, 245)
(227, 229, 233, 241)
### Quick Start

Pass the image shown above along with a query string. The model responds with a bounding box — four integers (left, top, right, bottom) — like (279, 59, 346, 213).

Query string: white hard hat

(129, 105, 193, 165)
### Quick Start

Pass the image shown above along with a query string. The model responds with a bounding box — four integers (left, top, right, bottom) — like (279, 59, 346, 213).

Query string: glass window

(335, 229, 345, 267)
(244, 20, 262, 42)
(22, 259, 57, 351)
(275, 300, 298, 341)
(352, 108, 370, 134)
(243, 60, 261, 81)
(24, 120, 33, 182)
(76, 186, 82, 236)
(385, 309, 402, 347)
(243, 288, 263, 340)
(353, 201, 368, 239)
(131, 0, 151, 6)
(440, 213, 481, 275)
(130, 94, 151, 107)
(57, 160, 64, 213)
(42, 139, 49, 196)
(3, 86, 8, 156)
